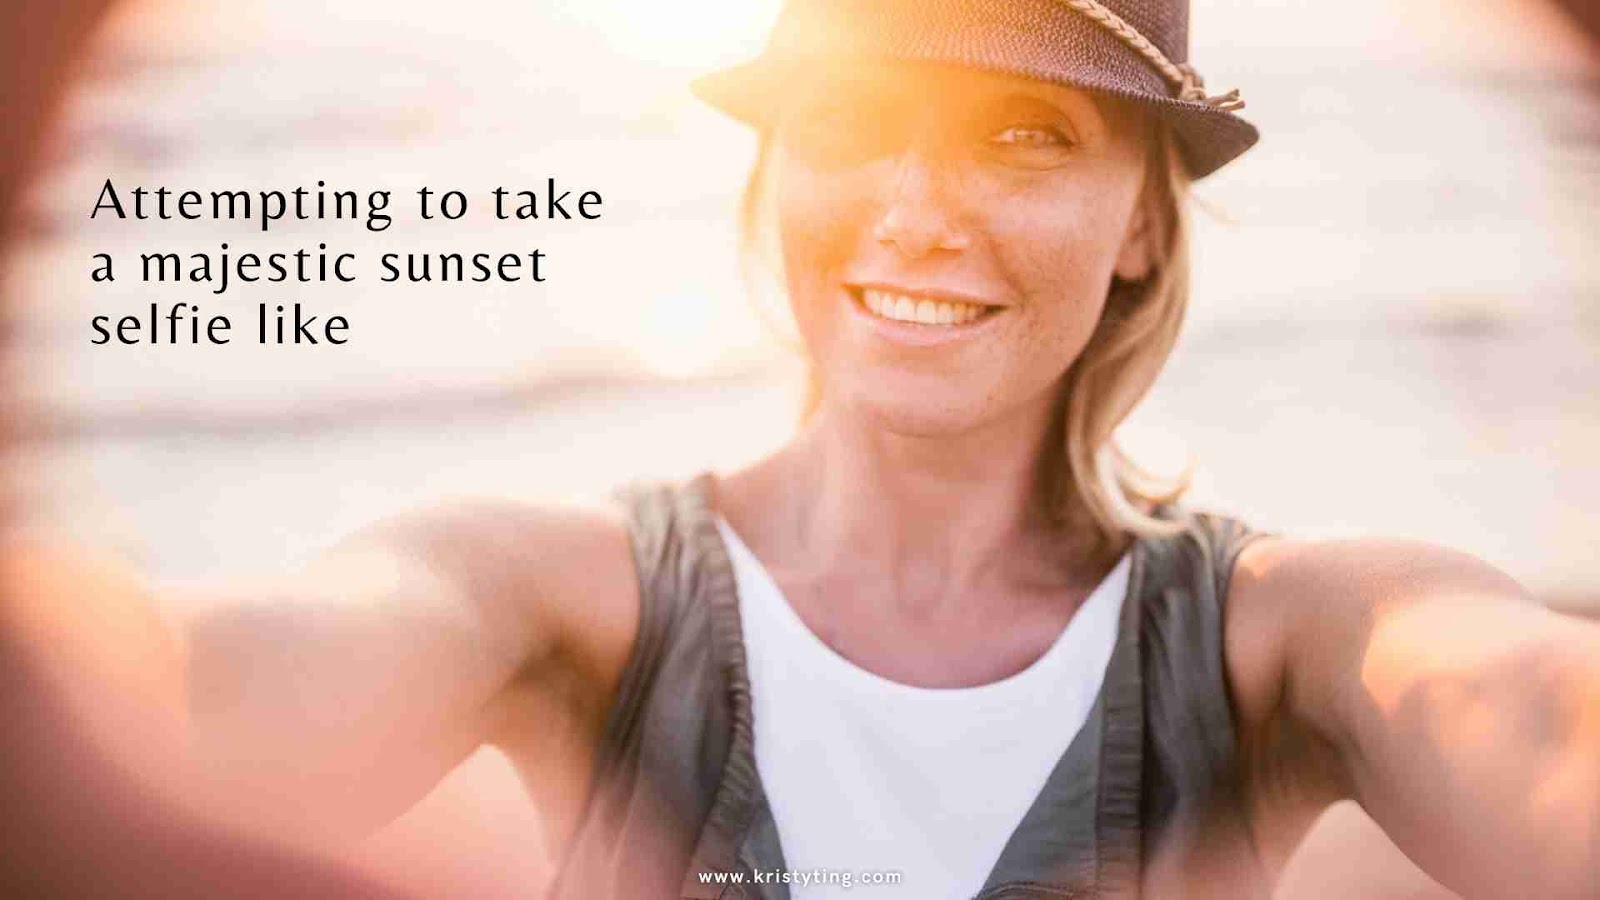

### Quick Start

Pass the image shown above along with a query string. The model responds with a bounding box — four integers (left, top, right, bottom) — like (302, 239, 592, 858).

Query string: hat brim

(691, 55, 1259, 180)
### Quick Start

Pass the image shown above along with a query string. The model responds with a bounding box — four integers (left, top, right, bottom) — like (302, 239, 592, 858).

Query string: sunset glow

(583, 0, 784, 68)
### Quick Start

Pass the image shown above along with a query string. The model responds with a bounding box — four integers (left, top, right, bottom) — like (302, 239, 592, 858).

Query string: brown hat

(691, 0, 1258, 179)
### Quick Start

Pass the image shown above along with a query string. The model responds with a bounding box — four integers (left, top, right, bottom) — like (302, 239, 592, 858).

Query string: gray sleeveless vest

(549, 472, 1268, 899)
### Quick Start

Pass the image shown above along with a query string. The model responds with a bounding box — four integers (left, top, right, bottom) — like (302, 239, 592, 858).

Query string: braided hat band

(1055, 0, 1243, 110)
(693, 0, 1260, 179)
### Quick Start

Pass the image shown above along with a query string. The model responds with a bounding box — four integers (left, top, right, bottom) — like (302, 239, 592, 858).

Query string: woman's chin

(834, 379, 1002, 439)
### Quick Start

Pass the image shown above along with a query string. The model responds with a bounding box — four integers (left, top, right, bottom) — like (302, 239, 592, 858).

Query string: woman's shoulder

(348, 491, 643, 683)
(1145, 505, 1521, 617)
(1218, 528, 1529, 763)
(1225, 531, 1527, 645)
(1236, 532, 1519, 589)
(361, 493, 636, 582)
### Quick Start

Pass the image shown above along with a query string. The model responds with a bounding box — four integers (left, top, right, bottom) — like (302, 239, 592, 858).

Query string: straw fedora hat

(692, 0, 1258, 179)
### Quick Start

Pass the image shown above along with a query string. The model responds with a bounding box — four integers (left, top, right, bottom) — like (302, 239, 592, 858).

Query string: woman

(69, 1, 1599, 898)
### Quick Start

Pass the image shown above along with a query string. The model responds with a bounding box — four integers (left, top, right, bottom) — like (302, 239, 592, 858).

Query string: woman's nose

(869, 145, 972, 258)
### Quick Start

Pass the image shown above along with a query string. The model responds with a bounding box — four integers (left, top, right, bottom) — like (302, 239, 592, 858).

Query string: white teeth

(859, 289, 990, 326)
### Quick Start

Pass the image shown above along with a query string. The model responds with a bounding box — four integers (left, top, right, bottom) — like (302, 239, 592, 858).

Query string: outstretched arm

(179, 500, 638, 842)
(13, 499, 637, 846)
(1228, 536, 1600, 899)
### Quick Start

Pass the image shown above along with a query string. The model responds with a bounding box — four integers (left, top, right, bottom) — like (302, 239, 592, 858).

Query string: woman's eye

(988, 125, 1071, 149)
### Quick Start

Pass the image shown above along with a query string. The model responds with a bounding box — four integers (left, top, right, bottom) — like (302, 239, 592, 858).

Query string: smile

(856, 288, 1001, 327)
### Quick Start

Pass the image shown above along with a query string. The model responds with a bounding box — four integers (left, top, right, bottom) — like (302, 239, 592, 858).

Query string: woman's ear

(1113, 180, 1158, 282)
(1114, 118, 1173, 282)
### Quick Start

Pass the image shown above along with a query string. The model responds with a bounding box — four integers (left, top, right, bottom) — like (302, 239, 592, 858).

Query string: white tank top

(715, 516, 1131, 899)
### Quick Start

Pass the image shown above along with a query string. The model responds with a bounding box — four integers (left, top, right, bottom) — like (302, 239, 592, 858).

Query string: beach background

(6, 0, 1598, 896)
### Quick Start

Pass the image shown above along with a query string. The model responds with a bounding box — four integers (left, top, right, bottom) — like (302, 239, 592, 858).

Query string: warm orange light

(579, 0, 784, 68)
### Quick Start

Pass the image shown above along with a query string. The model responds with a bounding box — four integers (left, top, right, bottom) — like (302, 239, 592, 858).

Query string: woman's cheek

(987, 222, 1117, 390)
(777, 167, 873, 331)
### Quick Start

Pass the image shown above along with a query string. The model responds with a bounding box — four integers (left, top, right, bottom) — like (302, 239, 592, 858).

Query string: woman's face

(775, 61, 1157, 436)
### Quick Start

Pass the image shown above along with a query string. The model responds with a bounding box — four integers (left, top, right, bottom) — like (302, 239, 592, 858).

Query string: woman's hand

(1228, 536, 1600, 899)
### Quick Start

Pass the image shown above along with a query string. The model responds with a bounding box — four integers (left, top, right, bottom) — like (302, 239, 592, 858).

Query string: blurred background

(4, 0, 1597, 896)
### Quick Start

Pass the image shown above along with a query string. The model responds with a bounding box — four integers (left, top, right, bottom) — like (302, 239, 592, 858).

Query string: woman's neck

(720, 389, 1110, 615)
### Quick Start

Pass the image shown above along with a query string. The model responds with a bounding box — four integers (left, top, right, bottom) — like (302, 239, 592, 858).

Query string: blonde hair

(737, 117, 1195, 550)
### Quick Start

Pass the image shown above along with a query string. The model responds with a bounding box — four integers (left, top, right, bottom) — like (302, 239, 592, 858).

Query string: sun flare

(578, 0, 784, 68)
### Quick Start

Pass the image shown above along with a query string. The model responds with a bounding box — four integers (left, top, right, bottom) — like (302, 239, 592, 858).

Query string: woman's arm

(1227, 536, 1600, 898)
(23, 499, 639, 846)
(181, 499, 640, 843)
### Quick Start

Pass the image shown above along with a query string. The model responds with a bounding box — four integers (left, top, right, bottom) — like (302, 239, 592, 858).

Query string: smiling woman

(541, 3, 1598, 897)
(750, 60, 1190, 539)
(19, 1, 1600, 899)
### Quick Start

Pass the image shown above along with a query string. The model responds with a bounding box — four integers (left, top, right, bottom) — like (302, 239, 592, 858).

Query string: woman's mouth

(853, 287, 1003, 327)
(845, 285, 1006, 348)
